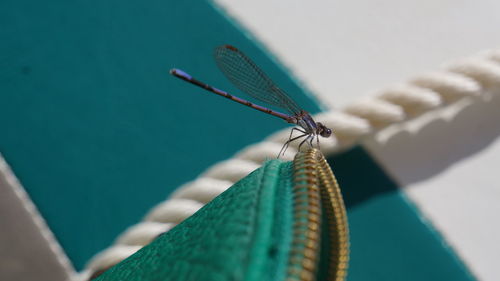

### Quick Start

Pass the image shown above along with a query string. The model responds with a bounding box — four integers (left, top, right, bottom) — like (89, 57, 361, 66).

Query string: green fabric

(92, 146, 475, 281)
(328, 147, 476, 281)
(94, 160, 293, 281)
(0, 0, 320, 270)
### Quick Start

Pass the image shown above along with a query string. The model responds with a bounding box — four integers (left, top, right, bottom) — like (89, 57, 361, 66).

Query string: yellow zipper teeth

(287, 150, 323, 281)
(287, 148, 349, 281)
(315, 149, 350, 281)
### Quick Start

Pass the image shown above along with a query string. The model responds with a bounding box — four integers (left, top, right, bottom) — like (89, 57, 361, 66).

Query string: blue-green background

(1, 0, 318, 270)
(1, 0, 475, 280)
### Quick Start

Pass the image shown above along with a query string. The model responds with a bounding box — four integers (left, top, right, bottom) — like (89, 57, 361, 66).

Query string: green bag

(93, 149, 349, 281)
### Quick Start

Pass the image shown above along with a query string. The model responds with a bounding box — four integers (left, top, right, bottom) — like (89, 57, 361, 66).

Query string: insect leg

(298, 134, 312, 152)
(278, 133, 308, 158)
(279, 128, 307, 157)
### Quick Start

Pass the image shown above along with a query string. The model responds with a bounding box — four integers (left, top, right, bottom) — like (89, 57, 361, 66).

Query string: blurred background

(1, 0, 499, 280)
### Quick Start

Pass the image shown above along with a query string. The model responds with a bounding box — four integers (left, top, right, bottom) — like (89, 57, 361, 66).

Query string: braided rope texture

(80, 49, 500, 279)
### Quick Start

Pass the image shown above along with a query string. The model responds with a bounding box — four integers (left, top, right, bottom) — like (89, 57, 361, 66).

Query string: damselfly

(170, 45, 332, 157)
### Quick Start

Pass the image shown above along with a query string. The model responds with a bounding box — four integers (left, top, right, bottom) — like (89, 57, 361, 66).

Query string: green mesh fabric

(94, 160, 292, 281)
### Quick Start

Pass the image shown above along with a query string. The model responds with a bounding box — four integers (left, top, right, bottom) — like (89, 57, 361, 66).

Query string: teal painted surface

(0, 0, 319, 270)
(328, 147, 476, 281)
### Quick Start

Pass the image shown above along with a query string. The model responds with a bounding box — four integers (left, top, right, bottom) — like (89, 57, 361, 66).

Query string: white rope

(82, 49, 500, 278)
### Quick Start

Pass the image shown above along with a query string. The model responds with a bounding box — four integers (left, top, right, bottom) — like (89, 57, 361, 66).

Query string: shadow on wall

(364, 87, 500, 186)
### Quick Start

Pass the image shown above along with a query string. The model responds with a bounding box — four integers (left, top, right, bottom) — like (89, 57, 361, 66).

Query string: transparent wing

(214, 45, 302, 115)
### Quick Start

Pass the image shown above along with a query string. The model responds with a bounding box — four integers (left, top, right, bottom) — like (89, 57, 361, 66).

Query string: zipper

(287, 148, 349, 281)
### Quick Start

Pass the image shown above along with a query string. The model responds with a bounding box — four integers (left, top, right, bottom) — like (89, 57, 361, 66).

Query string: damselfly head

(317, 122, 332, 138)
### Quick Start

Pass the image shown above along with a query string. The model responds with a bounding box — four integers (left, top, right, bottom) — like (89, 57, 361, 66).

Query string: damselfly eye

(321, 128, 332, 138)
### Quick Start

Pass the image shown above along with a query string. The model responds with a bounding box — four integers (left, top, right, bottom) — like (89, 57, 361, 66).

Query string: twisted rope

(81, 49, 500, 279)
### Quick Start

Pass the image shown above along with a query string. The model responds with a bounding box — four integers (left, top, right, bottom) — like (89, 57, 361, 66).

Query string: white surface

(214, 1, 500, 280)
(214, 0, 500, 109)
(406, 133, 500, 281)
(365, 93, 500, 281)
